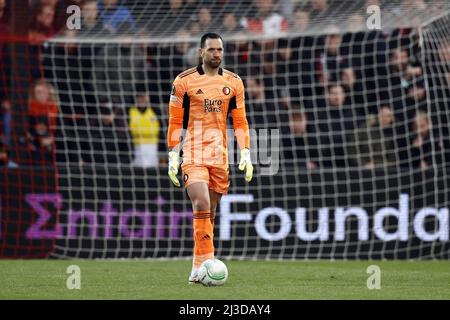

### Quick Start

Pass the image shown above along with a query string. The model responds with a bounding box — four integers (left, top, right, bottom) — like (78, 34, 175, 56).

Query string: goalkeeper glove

(168, 151, 181, 187)
(238, 148, 253, 182)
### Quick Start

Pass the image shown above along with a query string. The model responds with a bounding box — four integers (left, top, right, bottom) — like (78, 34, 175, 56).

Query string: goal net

(1, 0, 449, 259)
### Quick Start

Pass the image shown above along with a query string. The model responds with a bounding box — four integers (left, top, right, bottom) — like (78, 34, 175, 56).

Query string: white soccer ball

(198, 258, 228, 286)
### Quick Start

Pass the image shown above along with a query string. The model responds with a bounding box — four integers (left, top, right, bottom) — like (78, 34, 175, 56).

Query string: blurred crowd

(0, 0, 449, 170)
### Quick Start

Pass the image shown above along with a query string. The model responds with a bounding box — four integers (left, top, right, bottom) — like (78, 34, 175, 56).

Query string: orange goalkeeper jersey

(167, 65, 250, 167)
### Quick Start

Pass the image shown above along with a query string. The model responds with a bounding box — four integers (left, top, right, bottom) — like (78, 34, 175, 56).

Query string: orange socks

(193, 210, 214, 269)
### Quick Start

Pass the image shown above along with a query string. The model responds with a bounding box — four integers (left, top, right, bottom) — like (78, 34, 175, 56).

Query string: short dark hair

(293, 5, 309, 14)
(200, 33, 223, 48)
(327, 83, 343, 91)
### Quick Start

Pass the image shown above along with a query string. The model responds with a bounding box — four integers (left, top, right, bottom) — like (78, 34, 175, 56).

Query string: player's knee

(193, 198, 210, 212)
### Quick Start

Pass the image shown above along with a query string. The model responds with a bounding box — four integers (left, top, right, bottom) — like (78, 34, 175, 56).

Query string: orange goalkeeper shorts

(181, 163, 230, 194)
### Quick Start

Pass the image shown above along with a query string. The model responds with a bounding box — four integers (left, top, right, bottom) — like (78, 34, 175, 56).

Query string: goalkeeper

(166, 33, 253, 284)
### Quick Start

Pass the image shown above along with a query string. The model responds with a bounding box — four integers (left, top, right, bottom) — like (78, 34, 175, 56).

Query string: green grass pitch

(0, 260, 449, 299)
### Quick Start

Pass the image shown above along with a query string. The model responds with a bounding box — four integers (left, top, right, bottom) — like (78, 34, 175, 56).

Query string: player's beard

(205, 58, 221, 69)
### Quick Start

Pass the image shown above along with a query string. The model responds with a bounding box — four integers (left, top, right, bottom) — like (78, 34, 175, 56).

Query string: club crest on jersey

(223, 87, 231, 95)
(204, 99, 222, 113)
